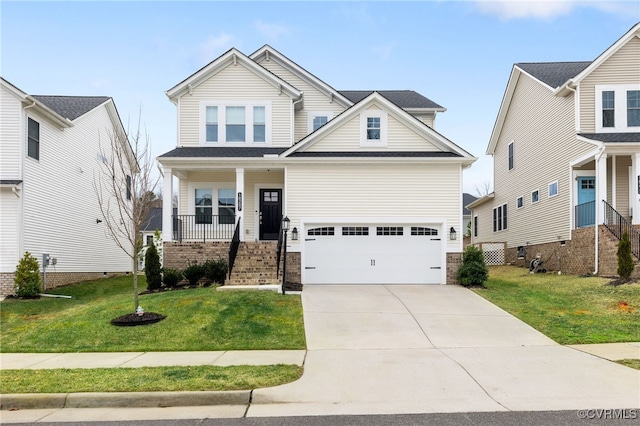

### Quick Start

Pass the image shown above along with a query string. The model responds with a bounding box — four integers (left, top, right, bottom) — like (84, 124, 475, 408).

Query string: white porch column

(236, 168, 244, 242)
(596, 153, 608, 224)
(162, 167, 173, 242)
(632, 153, 640, 225)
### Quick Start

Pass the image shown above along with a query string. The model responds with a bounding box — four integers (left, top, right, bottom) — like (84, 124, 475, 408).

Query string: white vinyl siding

(580, 36, 640, 133)
(305, 105, 442, 152)
(286, 162, 462, 252)
(256, 58, 346, 142)
(0, 83, 23, 180)
(0, 190, 21, 272)
(178, 64, 292, 147)
(475, 73, 593, 247)
(20, 106, 131, 274)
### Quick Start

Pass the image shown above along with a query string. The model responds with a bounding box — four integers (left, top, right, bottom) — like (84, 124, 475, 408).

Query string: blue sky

(2, 1, 639, 194)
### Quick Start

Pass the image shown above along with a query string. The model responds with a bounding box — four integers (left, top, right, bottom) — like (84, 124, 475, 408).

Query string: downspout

(21, 101, 37, 267)
(593, 145, 606, 275)
(291, 94, 304, 146)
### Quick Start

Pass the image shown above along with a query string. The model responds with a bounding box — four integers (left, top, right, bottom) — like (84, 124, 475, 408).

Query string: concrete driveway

(249, 285, 640, 417)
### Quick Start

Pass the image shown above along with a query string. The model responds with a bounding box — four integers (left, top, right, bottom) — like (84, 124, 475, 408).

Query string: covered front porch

(161, 166, 285, 243)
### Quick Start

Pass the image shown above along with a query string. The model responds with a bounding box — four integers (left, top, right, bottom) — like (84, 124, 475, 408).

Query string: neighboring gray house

(463, 193, 477, 235)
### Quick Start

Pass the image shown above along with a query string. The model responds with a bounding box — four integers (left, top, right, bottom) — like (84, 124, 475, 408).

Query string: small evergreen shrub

(144, 242, 162, 291)
(162, 268, 183, 288)
(457, 245, 489, 287)
(14, 251, 42, 298)
(617, 231, 634, 280)
(183, 261, 205, 286)
(203, 259, 228, 285)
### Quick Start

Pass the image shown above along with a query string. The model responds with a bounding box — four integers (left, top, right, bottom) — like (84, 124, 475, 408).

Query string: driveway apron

(249, 285, 640, 417)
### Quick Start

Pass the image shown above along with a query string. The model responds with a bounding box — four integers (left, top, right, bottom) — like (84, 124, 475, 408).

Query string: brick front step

(226, 241, 282, 286)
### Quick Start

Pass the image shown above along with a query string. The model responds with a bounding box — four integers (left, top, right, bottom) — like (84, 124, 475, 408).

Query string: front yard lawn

(473, 266, 640, 345)
(0, 276, 306, 352)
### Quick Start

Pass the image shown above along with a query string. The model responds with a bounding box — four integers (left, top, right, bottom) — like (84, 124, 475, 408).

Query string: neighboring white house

(469, 23, 640, 276)
(0, 78, 133, 295)
(158, 46, 476, 286)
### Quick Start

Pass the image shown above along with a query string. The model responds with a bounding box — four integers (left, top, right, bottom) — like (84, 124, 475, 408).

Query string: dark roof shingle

(289, 151, 461, 158)
(339, 90, 444, 109)
(32, 95, 110, 121)
(516, 62, 592, 89)
(579, 133, 640, 143)
(159, 147, 287, 158)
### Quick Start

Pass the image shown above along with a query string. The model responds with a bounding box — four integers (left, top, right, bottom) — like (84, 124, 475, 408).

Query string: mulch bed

(607, 278, 639, 286)
(110, 312, 166, 326)
(283, 281, 303, 292)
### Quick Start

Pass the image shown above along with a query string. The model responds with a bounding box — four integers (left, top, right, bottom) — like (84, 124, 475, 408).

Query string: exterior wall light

(291, 227, 298, 241)
(449, 227, 457, 240)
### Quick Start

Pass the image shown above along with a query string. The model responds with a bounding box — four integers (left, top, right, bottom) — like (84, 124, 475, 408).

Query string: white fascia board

(487, 66, 522, 155)
(405, 107, 447, 114)
(466, 192, 494, 209)
(1, 77, 28, 99)
(282, 156, 476, 167)
(249, 45, 352, 108)
(576, 135, 605, 147)
(24, 96, 73, 129)
(166, 48, 302, 102)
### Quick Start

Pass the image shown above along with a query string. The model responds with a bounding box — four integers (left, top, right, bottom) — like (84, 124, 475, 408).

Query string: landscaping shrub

(617, 231, 634, 280)
(183, 261, 205, 286)
(14, 251, 42, 298)
(203, 259, 228, 285)
(457, 245, 489, 287)
(144, 242, 162, 291)
(162, 268, 183, 288)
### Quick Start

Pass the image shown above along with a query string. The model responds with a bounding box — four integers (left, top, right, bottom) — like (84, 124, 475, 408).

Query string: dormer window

(360, 110, 387, 146)
(628, 90, 640, 127)
(602, 91, 614, 128)
(307, 112, 333, 133)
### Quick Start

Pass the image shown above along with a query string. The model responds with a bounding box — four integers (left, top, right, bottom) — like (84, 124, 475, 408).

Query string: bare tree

(473, 180, 493, 198)
(94, 114, 159, 312)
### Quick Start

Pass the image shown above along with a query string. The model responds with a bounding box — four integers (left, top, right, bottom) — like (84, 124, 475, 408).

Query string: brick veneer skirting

(446, 252, 461, 285)
(163, 241, 229, 270)
(0, 272, 127, 296)
(284, 252, 301, 284)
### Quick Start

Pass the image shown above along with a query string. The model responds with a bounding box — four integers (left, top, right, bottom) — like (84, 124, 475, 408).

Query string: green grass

(618, 359, 640, 370)
(0, 365, 303, 393)
(473, 266, 640, 345)
(0, 276, 306, 352)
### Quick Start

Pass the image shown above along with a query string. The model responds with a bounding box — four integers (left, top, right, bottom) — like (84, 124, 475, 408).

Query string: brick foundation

(163, 241, 229, 270)
(1, 271, 127, 296)
(284, 252, 301, 284)
(446, 252, 462, 285)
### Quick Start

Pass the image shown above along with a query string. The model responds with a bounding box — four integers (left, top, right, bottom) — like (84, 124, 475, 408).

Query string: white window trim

(516, 195, 524, 209)
(188, 181, 236, 220)
(360, 110, 388, 147)
(199, 100, 272, 145)
(595, 84, 640, 133)
(307, 111, 333, 133)
(548, 181, 558, 198)
(531, 189, 540, 204)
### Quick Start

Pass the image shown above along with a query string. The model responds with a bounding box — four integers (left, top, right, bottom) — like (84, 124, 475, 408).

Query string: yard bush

(457, 245, 489, 287)
(617, 231, 634, 280)
(14, 251, 42, 298)
(162, 268, 183, 288)
(144, 242, 162, 291)
(203, 259, 228, 285)
(183, 261, 205, 286)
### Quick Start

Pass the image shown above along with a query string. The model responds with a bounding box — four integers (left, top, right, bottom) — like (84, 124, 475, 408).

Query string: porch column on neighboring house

(236, 168, 244, 242)
(596, 153, 608, 225)
(632, 153, 640, 225)
(162, 167, 173, 242)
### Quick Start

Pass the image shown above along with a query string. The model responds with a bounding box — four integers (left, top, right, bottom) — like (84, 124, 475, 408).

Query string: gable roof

(516, 62, 592, 90)
(339, 90, 445, 111)
(32, 95, 111, 121)
(250, 45, 352, 108)
(463, 193, 478, 215)
(166, 48, 302, 102)
(282, 91, 473, 160)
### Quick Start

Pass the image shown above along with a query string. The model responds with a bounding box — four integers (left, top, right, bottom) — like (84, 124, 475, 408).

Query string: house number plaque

(238, 192, 242, 211)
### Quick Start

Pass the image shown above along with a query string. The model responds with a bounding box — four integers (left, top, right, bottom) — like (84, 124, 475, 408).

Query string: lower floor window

(218, 188, 236, 224)
(195, 188, 235, 224)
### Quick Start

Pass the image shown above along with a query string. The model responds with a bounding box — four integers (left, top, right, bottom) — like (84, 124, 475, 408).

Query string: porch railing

(575, 201, 595, 228)
(228, 218, 241, 278)
(172, 215, 236, 242)
(603, 201, 640, 260)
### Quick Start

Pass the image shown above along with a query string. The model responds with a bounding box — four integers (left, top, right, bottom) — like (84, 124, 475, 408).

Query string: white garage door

(303, 224, 443, 284)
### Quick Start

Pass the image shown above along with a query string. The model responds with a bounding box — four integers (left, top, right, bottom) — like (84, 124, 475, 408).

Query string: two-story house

(469, 23, 640, 276)
(158, 46, 476, 286)
(0, 78, 133, 295)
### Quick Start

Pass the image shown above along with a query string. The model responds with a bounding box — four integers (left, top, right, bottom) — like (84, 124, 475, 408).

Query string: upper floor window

(360, 110, 387, 146)
(508, 141, 514, 170)
(596, 85, 640, 132)
(200, 101, 271, 145)
(516, 196, 524, 209)
(473, 216, 478, 237)
(531, 189, 540, 204)
(548, 181, 558, 198)
(27, 117, 40, 160)
(493, 203, 507, 232)
(126, 175, 132, 200)
(307, 112, 333, 133)
(628, 90, 640, 127)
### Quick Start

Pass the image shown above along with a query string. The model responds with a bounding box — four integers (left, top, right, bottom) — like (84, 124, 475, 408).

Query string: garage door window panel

(308, 227, 335, 236)
(377, 226, 403, 236)
(342, 226, 369, 236)
(411, 227, 438, 236)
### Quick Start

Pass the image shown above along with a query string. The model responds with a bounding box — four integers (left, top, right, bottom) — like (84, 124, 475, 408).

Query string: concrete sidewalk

(1, 285, 639, 423)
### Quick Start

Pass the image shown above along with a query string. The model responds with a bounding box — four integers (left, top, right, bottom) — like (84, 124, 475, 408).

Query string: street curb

(0, 390, 251, 410)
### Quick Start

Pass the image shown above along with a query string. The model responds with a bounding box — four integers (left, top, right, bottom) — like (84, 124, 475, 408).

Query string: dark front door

(260, 189, 282, 240)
